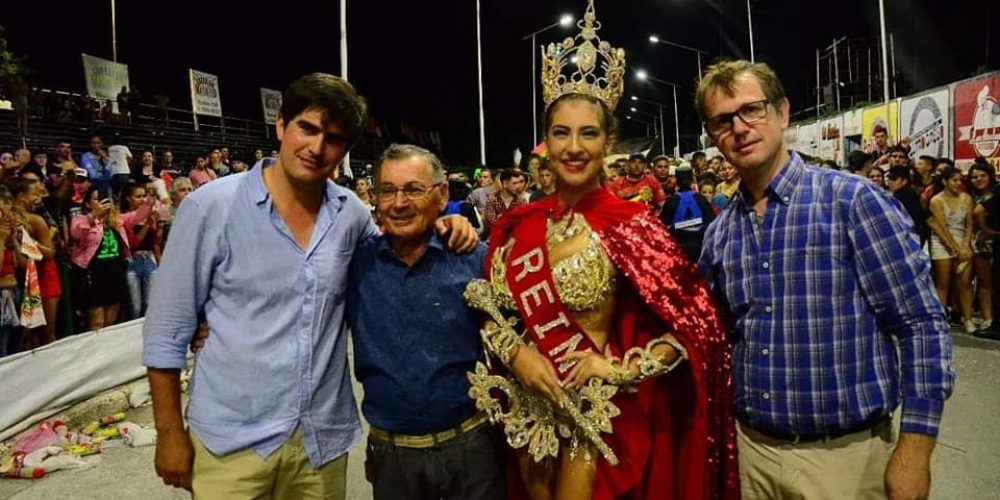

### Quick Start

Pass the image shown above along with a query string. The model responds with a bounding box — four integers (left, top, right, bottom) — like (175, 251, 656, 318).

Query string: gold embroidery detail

(464, 280, 525, 366)
(489, 216, 616, 313)
(547, 215, 617, 311)
(606, 336, 688, 386)
(467, 363, 620, 465)
(470, 216, 622, 464)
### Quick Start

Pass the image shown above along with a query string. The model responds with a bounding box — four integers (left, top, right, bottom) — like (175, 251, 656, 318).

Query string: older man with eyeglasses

(348, 143, 503, 500)
(695, 60, 954, 500)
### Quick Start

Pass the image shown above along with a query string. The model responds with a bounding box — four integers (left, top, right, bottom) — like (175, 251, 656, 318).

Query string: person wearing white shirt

(108, 143, 133, 196)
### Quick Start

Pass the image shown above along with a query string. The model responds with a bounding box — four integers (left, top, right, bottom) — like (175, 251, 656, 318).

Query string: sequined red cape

(488, 188, 739, 500)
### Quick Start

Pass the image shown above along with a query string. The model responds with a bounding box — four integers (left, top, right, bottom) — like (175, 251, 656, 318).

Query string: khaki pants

(737, 420, 895, 500)
(190, 427, 347, 500)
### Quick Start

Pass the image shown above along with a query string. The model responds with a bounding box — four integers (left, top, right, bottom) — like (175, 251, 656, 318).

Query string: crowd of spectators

(5, 125, 998, 359)
(0, 135, 272, 357)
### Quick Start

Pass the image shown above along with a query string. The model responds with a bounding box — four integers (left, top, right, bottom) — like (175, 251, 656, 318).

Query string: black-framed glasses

(704, 99, 772, 137)
(376, 182, 444, 202)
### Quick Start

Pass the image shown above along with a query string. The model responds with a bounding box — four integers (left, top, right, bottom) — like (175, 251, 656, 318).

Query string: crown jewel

(541, 0, 626, 110)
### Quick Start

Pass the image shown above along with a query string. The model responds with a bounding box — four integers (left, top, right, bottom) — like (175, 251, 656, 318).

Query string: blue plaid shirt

(699, 152, 954, 437)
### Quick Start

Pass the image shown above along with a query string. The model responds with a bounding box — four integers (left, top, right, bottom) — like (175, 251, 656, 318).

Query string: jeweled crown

(540, 0, 626, 110)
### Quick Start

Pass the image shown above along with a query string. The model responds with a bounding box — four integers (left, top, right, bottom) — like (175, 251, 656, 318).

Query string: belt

(368, 413, 489, 449)
(740, 417, 891, 445)
(132, 250, 154, 257)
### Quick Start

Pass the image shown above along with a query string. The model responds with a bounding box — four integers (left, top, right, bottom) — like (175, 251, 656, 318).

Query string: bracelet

(606, 335, 688, 386)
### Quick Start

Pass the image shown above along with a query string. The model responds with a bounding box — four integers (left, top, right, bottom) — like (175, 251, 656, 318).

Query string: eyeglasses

(376, 182, 443, 202)
(704, 99, 772, 137)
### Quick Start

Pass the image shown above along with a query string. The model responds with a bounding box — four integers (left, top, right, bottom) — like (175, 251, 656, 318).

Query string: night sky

(3, 0, 997, 167)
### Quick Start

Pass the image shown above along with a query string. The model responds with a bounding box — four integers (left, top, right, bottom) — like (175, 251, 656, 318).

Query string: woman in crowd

(120, 182, 162, 319)
(353, 176, 375, 211)
(70, 186, 152, 331)
(929, 166, 976, 333)
(10, 177, 57, 349)
(131, 150, 173, 201)
(970, 163, 998, 332)
(0, 187, 25, 356)
(465, 3, 736, 498)
(714, 160, 740, 204)
(522, 153, 544, 190)
(18, 167, 65, 346)
(188, 156, 217, 188)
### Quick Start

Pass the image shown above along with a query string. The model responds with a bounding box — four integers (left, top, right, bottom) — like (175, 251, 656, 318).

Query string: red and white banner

(954, 73, 1000, 170)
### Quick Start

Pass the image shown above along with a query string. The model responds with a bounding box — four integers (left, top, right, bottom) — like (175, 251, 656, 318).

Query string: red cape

(488, 188, 739, 500)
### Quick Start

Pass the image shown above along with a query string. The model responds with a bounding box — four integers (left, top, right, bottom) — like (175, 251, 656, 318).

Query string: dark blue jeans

(366, 423, 505, 500)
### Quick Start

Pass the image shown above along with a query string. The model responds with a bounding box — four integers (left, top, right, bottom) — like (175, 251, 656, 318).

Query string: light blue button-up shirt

(142, 163, 378, 467)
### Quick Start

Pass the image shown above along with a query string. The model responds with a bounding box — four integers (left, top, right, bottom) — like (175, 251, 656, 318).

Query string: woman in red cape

(464, 4, 736, 497)
(466, 92, 738, 499)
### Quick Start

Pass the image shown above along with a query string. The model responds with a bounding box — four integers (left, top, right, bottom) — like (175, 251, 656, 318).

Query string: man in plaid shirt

(696, 60, 954, 500)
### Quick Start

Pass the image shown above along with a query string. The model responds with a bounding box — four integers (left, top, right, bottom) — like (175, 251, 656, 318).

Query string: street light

(523, 14, 575, 143)
(648, 35, 708, 81)
(635, 70, 682, 156)
(632, 95, 667, 155)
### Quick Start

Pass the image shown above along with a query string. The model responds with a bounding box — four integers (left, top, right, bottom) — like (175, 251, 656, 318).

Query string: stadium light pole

(340, 0, 352, 174)
(476, 0, 487, 164)
(110, 0, 118, 62)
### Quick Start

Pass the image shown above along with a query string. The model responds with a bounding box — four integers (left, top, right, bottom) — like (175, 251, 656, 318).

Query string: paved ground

(2, 332, 998, 500)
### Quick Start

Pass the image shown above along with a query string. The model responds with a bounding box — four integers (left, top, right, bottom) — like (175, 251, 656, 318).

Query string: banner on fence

(189, 69, 223, 117)
(955, 74, 1000, 170)
(81, 54, 129, 105)
(862, 101, 900, 154)
(260, 88, 282, 125)
(901, 87, 950, 160)
(819, 115, 844, 164)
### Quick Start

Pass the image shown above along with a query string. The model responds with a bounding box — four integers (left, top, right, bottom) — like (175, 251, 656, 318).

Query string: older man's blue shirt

(347, 234, 487, 435)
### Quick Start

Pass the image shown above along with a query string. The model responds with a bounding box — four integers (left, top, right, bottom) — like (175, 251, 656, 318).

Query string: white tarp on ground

(0, 320, 145, 442)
